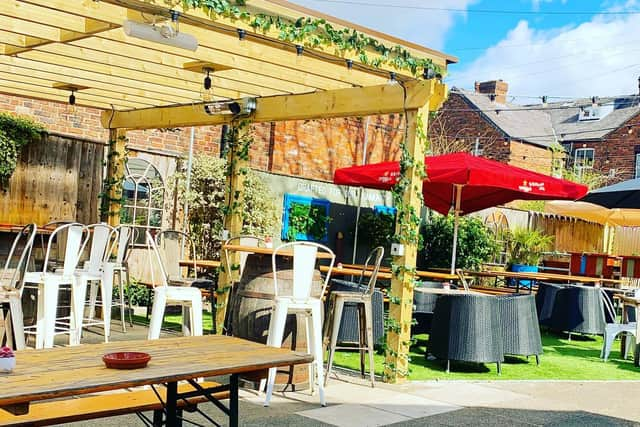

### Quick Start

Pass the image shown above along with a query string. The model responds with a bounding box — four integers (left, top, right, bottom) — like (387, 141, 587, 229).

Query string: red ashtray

(102, 352, 151, 369)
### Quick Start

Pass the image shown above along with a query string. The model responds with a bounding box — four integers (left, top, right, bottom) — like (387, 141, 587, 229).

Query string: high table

(0, 335, 312, 426)
(618, 295, 640, 366)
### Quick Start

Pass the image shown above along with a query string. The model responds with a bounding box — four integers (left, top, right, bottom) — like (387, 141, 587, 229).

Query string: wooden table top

(0, 335, 312, 408)
(179, 259, 221, 269)
(222, 244, 334, 259)
(464, 269, 623, 286)
(338, 263, 458, 281)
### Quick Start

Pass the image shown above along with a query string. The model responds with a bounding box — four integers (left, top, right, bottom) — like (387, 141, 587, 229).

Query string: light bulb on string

(295, 45, 304, 66)
(202, 68, 213, 102)
(387, 72, 398, 85)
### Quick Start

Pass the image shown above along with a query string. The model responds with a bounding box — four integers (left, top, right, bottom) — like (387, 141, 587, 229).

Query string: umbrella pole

(450, 185, 463, 275)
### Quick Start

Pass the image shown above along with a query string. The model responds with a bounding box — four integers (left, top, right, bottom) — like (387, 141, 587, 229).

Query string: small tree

(168, 154, 278, 259)
(421, 214, 499, 270)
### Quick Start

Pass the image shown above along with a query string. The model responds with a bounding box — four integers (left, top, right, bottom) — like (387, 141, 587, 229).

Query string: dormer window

(578, 103, 614, 121)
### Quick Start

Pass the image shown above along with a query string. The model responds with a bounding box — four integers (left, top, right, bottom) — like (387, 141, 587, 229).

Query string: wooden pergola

(0, 0, 455, 382)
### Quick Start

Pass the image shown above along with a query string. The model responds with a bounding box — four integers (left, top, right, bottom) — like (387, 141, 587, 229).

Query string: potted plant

(506, 228, 554, 287)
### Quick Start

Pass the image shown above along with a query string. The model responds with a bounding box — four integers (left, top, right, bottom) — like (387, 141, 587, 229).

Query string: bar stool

(264, 242, 335, 407)
(0, 224, 37, 350)
(23, 223, 89, 348)
(324, 246, 384, 387)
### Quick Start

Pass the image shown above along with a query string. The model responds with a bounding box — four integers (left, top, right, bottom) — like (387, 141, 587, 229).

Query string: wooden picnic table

(464, 269, 623, 287)
(179, 259, 221, 269)
(338, 263, 458, 281)
(222, 244, 334, 259)
(0, 335, 312, 427)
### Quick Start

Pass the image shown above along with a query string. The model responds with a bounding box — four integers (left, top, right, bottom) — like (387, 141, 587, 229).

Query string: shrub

(421, 214, 499, 270)
(168, 154, 278, 259)
(357, 211, 395, 250)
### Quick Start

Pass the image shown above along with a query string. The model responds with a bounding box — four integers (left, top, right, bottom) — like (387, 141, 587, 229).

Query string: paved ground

(64, 323, 640, 426)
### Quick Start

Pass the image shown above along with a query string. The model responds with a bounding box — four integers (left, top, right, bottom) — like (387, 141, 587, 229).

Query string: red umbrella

(334, 152, 588, 272)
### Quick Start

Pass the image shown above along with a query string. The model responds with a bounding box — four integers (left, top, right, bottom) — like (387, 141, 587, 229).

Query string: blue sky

(290, 0, 640, 101)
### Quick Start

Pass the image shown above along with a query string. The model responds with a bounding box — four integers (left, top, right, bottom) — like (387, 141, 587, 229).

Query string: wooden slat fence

(0, 133, 104, 225)
(530, 212, 604, 253)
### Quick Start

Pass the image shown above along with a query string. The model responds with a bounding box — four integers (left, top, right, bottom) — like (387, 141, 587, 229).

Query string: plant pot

(509, 264, 538, 289)
(0, 357, 16, 372)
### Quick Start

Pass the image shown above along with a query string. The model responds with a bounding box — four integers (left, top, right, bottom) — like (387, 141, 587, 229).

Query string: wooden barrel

(230, 253, 322, 391)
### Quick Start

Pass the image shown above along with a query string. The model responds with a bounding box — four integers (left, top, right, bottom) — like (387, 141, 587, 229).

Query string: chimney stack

(475, 80, 509, 104)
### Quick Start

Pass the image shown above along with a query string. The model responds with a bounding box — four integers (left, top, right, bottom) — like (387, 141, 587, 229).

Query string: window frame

(121, 158, 165, 242)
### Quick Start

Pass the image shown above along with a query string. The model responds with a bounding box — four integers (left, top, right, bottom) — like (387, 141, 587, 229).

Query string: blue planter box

(509, 264, 538, 289)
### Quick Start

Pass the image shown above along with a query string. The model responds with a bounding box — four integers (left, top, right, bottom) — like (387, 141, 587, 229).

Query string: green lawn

(134, 311, 639, 380)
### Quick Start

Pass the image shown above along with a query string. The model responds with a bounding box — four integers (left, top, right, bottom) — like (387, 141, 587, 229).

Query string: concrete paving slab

(298, 403, 412, 427)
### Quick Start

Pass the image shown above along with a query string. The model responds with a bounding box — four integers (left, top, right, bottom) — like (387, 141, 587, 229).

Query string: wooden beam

(2, 1, 113, 34)
(0, 55, 199, 104)
(384, 107, 426, 384)
(105, 129, 128, 226)
(0, 87, 126, 111)
(215, 123, 249, 334)
(101, 80, 440, 129)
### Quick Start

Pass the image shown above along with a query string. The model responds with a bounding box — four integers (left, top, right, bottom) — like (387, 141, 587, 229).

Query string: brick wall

(428, 92, 511, 162)
(1, 93, 403, 182)
(509, 140, 554, 174)
(564, 111, 640, 181)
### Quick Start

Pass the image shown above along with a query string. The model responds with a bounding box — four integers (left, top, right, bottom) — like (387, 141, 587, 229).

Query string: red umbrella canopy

(334, 152, 588, 215)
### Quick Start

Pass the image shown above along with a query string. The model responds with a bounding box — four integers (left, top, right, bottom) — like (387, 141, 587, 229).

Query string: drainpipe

(182, 127, 195, 257)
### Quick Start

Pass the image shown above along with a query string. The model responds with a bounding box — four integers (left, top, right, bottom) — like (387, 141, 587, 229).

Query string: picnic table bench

(0, 335, 312, 427)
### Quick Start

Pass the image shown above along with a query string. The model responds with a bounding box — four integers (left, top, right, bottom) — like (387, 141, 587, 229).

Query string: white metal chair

(264, 242, 335, 407)
(73, 223, 116, 343)
(600, 288, 636, 362)
(23, 223, 89, 348)
(93, 225, 136, 333)
(146, 231, 203, 340)
(324, 246, 383, 388)
(0, 224, 37, 350)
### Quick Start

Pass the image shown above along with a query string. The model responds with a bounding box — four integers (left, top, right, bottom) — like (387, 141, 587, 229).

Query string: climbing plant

(98, 135, 129, 221)
(173, 0, 443, 77)
(382, 111, 428, 381)
(0, 112, 45, 189)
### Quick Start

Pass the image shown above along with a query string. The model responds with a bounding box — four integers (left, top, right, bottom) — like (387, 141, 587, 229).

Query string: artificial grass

(134, 311, 639, 381)
(332, 331, 640, 380)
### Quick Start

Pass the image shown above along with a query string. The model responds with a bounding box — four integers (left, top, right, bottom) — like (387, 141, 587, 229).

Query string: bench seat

(0, 381, 228, 427)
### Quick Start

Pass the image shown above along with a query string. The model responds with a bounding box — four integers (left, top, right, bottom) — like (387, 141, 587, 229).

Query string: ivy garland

(382, 112, 428, 381)
(215, 119, 253, 314)
(0, 112, 45, 189)
(174, 0, 443, 77)
(99, 135, 129, 220)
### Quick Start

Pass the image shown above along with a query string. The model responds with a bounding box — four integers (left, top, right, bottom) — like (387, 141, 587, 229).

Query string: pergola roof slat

(1, 0, 453, 112)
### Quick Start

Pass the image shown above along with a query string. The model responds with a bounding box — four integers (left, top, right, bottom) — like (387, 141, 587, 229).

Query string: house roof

(545, 96, 640, 142)
(452, 88, 556, 148)
(453, 88, 640, 146)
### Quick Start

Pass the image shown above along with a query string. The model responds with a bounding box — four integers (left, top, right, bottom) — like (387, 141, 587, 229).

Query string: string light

(423, 68, 434, 80)
(237, 28, 246, 41)
(203, 68, 213, 102)
(346, 59, 354, 70)
(295, 45, 304, 56)
(387, 72, 397, 85)
(68, 90, 76, 106)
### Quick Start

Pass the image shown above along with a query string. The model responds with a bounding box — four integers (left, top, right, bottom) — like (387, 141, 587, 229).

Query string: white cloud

(288, 0, 477, 51)
(447, 12, 640, 99)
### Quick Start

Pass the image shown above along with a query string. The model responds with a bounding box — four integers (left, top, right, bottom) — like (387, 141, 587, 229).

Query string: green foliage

(0, 112, 45, 188)
(177, 0, 443, 78)
(562, 168, 609, 190)
(357, 211, 395, 250)
(421, 214, 500, 270)
(286, 202, 331, 241)
(168, 154, 278, 259)
(121, 278, 151, 307)
(515, 200, 546, 212)
(507, 228, 554, 266)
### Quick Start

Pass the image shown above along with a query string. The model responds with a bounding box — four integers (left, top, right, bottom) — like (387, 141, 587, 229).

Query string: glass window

(121, 158, 165, 242)
(636, 153, 640, 179)
(574, 148, 594, 177)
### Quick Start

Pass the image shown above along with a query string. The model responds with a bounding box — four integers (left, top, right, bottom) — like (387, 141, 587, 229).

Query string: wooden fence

(530, 212, 604, 253)
(0, 133, 104, 225)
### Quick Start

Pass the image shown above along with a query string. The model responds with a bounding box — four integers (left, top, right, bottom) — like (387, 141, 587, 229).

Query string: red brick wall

(566, 112, 640, 181)
(428, 93, 511, 162)
(0, 94, 403, 182)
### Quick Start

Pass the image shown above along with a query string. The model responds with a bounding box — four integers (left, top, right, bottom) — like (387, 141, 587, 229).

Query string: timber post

(105, 128, 127, 226)
(216, 122, 249, 334)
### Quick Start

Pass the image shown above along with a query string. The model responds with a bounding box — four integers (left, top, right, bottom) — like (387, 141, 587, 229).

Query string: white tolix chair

(264, 242, 335, 407)
(145, 231, 203, 340)
(0, 224, 37, 350)
(23, 223, 89, 348)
